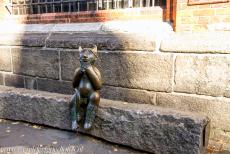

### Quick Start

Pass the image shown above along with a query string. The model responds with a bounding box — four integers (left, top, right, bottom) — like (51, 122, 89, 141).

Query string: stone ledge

(160, 32, 230, 54)
(0, 33, 48, 47)
(0, 86, 210, 154)
(0, 32, 155, 51)
(46, 32, 156, 51)
(0, 32, 156, 51)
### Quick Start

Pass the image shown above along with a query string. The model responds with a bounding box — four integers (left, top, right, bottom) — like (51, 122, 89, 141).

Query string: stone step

(0, 86, 210, 154)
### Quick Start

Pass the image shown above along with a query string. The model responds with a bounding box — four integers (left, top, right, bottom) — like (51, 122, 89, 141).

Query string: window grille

(7, 0, 160, 15)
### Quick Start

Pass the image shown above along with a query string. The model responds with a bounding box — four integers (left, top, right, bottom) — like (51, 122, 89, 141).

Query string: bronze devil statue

(70, 45, 102, 130)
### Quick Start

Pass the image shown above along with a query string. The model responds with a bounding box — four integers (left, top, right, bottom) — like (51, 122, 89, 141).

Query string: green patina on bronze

(70, 45, 102, 130)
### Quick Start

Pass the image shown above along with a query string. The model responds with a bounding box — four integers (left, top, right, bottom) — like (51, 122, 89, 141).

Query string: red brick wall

(175, 0, 230, 32)
(6, 8, 164, 24)
(0, 4, 164, 24)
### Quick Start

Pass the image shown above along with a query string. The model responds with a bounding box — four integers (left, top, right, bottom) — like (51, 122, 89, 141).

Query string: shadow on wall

(0, 0, 173, 106)
(0, 22, 172, 106)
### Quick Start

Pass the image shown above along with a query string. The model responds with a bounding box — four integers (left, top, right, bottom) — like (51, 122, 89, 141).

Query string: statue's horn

(79, 46, 82, 52)
(92, 45, 98, 57)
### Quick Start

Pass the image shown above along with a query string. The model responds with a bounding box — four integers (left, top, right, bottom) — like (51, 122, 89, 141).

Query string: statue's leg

(84, 91, 100, 130)
(70, 90, 81, 130)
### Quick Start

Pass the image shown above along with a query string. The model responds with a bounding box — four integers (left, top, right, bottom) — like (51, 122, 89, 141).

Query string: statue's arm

(85, 66, 102, 90)
(72, 68, 83, 88)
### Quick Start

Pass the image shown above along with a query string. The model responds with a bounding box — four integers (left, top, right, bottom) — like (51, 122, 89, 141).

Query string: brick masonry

(176, 0, 230, 31)
(0, 7, 164, 24)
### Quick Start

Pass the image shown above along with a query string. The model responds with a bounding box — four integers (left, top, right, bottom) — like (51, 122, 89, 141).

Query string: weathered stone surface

(0, 86, 210, 154)
(61, 51, 173, 92)
(37, 78, 73, 95)
(12, 48, 59, 80)
(46, 33, 155, 51)
(4, 74, 24, 88)
(0, 74, 3, 85)
(156, 92, 230, 131)
(52, 23, 102, 32)
(0, 48, 12, 72)
(101, 85, 156, 104)
(0, 33, 48, 47)
(209, 140, 230, 152)
(160, 32, 230, 54)
(25, 76, 37, 90)
(60, 50, 79, 81)
(174, 55, 230, 97)
(209, 128, 230, 152)
(210, 128, 230, 145)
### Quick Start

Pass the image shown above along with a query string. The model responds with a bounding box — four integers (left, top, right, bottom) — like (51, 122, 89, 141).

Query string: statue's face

(79, 46, 97, 64)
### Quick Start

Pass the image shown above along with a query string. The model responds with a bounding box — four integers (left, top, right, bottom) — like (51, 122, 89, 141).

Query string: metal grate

(7, 0, 158, 15)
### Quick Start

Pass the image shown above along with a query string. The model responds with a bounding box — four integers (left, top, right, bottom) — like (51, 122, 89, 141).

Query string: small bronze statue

(70, 45, 102, 130)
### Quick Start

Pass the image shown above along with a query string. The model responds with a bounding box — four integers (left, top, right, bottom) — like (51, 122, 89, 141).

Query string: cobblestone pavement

(0, 119, 145, 154)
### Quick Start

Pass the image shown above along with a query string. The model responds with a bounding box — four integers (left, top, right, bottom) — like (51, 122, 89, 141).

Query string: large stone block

(46, 32, 155, 51)
(61, 50, 173, 92)
(24, 76, 37, 90)
(160, 32, 230, 54)
(0, 48, 12, 72)
(0, 86, 210, 154)
(37, 78, 73, 95)
(0, 73, 3, 85)
(101, 85, 156, 104)
(174, 55, 230, 97)
(156, 92, 230, 131)
(0, 33, 48, 47)
(4, 74, 24, 88)
(12, 48, 59, 80)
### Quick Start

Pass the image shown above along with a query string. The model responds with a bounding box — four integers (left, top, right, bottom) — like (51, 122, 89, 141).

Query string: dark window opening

(7, 0, 166, 15)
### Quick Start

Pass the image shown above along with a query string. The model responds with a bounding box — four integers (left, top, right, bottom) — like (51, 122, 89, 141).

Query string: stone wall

(0, 27, 230, 149)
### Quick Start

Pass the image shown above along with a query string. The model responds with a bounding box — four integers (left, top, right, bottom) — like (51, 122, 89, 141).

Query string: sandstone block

(0, 86, 210, 154)
(12, 48, 59, 80)
(156, 92, 230, 131)
(25, 76, 37, 90)
(37, 78, 73, 95)
(174, 55, 230, 97)
(0, 73, 3, 85)
(46, 32, 155, 51)
(4, 74, 24, 88)
(61, 51, 173, 92)
(101, 85, 156, 104)
(160, 32, 230, 54)
(0, 33, 48, 47)
(0, 48, 12, 72)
